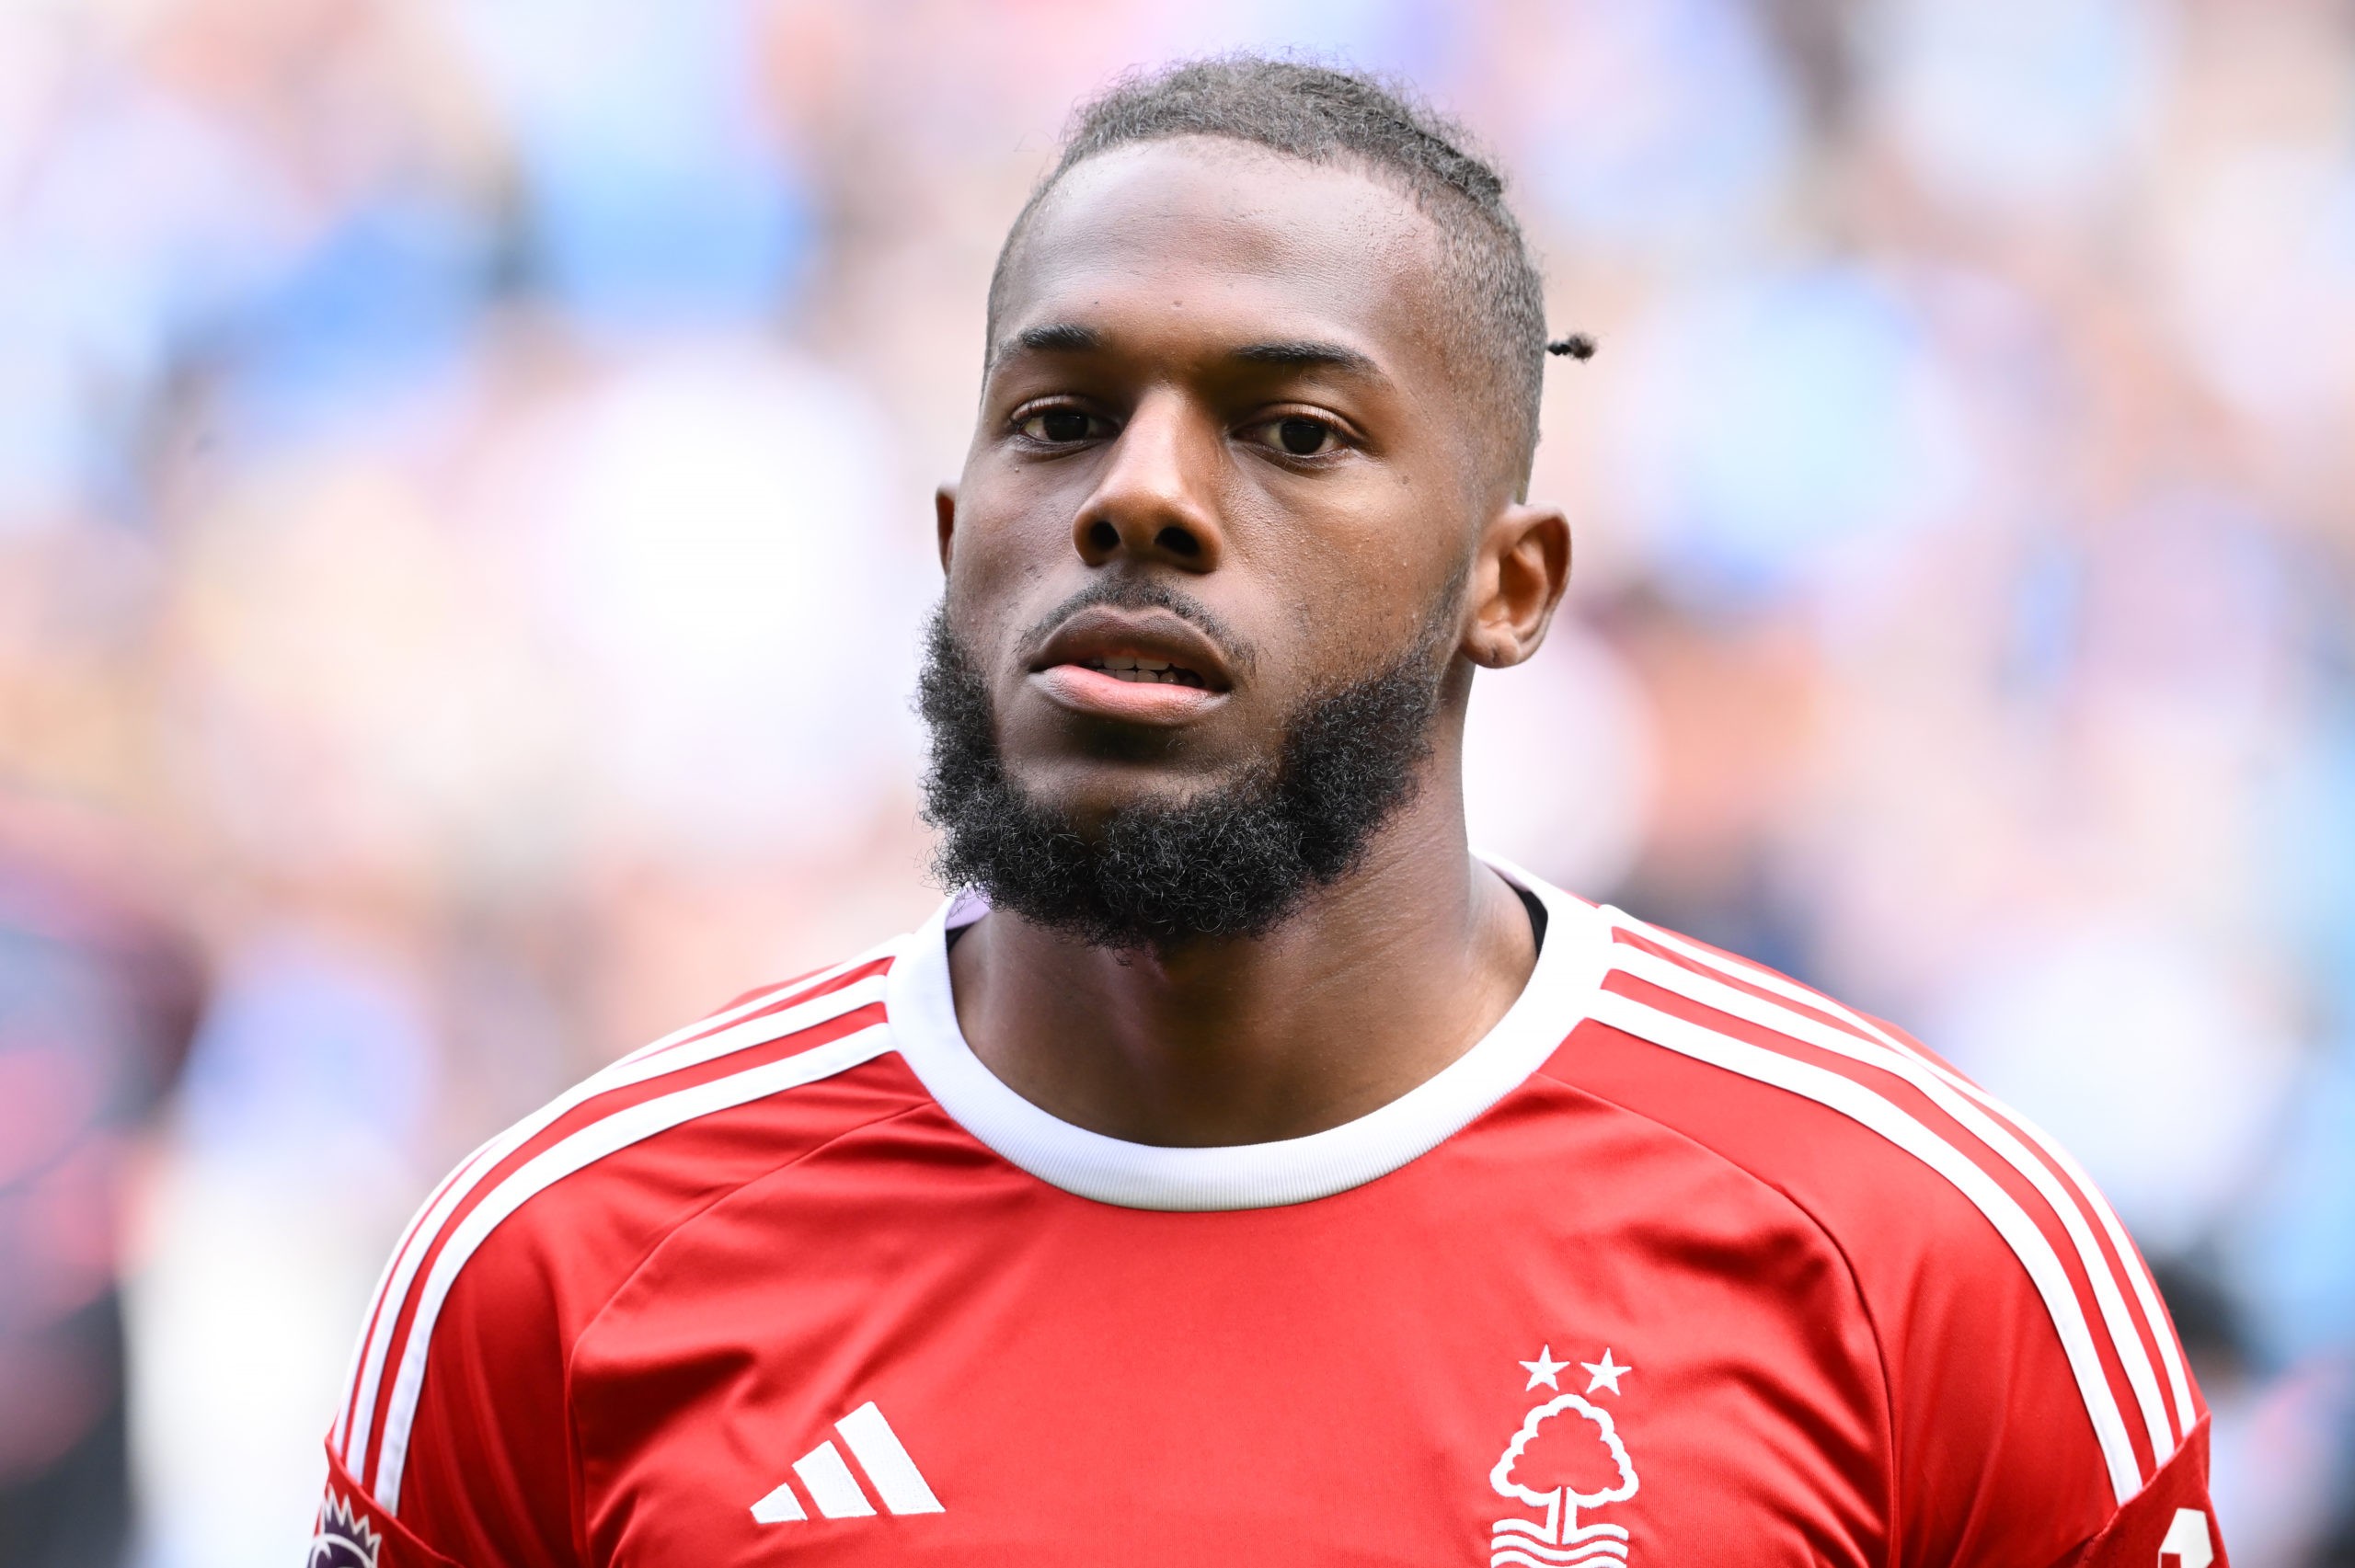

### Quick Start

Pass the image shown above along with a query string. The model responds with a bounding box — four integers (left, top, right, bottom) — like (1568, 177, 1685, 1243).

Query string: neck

(943, 771, 1538, 1147)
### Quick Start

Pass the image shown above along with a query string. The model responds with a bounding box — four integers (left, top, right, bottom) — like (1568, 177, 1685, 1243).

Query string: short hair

(987, 56, 1552, 498)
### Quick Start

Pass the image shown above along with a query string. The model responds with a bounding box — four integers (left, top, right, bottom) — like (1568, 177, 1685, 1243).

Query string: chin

(1011, 762, 1237, 835)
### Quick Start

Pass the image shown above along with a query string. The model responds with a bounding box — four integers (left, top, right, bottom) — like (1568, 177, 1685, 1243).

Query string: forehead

(994, 138, 1453, 370)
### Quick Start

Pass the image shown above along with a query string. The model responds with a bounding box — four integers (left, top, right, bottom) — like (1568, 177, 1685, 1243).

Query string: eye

(1246, 415, 1342, 458)
(1017, 407, 1106, 444)
(1279, 418, 1331, 455)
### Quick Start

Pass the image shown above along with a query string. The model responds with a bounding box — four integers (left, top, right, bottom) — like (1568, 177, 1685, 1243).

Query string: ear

(1462, 502, 1571, 669)
(935, 486, 958, 574)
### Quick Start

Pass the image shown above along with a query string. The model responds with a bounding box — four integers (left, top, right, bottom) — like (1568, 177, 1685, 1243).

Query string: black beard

(917, 594, 1453, 950)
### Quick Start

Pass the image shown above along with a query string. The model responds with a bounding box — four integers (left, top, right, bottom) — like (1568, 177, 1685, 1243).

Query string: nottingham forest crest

(1488, 1345, 1639, 1567)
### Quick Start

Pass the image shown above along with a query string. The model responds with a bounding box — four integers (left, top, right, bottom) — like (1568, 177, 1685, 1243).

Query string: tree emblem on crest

(1488, 1390, 1639, 1562)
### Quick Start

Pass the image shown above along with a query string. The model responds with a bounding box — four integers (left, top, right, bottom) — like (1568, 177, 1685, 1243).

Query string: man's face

(938, 137, 1499, 831)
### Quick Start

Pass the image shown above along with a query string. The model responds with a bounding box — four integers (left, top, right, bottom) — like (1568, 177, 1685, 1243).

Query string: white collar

(881, 857, 1611, 1211)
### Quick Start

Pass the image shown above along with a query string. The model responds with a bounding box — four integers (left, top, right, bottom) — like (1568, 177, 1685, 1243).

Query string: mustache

(1011, 577, 1258, 680)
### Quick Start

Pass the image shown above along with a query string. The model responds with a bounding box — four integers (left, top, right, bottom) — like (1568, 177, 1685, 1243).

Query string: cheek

(1252, 489, 1464, 655)
(945, 486, 1067, 620)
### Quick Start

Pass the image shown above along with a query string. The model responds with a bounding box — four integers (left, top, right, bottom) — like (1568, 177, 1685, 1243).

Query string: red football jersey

(315, 865, 2225, 1567)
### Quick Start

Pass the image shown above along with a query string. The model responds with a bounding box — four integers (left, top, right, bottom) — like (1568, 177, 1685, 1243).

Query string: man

(316, 59, 2223, 1567)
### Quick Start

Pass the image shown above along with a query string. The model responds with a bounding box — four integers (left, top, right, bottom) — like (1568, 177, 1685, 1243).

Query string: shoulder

(328, 940, 928, 1520)
(1543, 900, 2204, 1544)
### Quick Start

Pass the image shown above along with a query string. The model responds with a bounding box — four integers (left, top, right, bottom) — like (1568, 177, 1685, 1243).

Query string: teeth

(1080, 657, 1204, 687)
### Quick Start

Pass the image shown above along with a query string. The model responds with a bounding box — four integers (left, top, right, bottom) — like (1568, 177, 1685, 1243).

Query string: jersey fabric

(314, 864, 2225, 1567)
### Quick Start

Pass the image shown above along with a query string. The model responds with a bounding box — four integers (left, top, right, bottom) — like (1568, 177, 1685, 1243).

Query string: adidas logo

(751, 1402, 945, 1523)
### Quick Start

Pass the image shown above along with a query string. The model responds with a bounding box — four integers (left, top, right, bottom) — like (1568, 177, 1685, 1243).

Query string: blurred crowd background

(0, 0, 2349, 1562)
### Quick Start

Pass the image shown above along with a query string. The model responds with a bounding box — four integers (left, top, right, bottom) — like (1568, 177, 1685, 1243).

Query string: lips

(1027, 605, 1234, 724)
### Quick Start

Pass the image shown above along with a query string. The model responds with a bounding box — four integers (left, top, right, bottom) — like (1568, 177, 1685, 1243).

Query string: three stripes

(752, 1402, 946, 1523)
(1592, 910, 2194, 1505)
(330, 946, 902, 1514)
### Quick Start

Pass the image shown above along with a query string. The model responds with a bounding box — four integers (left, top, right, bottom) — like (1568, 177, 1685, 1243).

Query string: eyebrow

(990, 324, 1388, 383)
(1226, 338, 1386, 381)
(990, 322, 1103, 365)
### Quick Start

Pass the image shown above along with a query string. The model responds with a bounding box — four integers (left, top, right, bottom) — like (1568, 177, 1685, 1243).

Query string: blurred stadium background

(0, 0, 2349, 1562)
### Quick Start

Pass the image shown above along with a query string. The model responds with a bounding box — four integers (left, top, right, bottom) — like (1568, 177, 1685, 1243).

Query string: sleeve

(1850, 1017, 2230, 1568)
(311, 1449, 463, 1568)
(2061, 1421, 2227, 1568)
(311, 1208, 585, 1568)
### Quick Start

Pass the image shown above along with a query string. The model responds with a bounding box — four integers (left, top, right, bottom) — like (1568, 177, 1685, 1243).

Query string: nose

(1071, 391, 1224, 572)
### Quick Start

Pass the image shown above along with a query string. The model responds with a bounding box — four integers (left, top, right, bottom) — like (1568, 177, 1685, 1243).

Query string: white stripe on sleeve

(1617, 916, 2196, 1440)
(371, 1021, 896, 1512)
(1590, 985, 2145, 1505)
(1608, 933, 2178, 1460)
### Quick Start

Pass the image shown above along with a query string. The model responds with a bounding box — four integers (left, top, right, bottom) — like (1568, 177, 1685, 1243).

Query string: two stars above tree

(1518, 1345, 1632, 1395)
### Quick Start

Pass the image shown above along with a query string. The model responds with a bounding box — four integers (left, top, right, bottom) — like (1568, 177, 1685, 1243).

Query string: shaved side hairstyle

(987, 55, 1554, 497)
